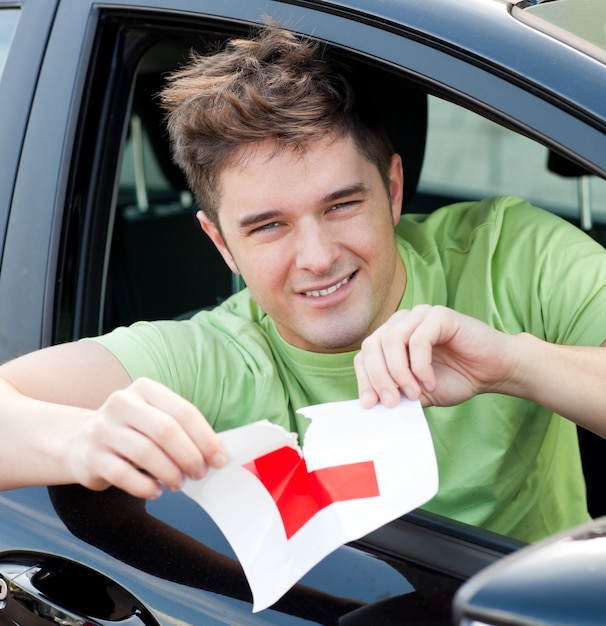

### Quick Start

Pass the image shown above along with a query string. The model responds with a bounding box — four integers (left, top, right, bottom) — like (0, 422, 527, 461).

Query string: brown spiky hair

(160, 22, 393, 225)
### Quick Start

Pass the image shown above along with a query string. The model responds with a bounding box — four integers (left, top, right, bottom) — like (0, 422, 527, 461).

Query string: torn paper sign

(182, 398, 438, 612)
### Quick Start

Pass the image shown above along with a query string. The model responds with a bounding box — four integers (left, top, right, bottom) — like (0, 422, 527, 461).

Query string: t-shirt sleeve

(84, 314, 289, 432)
(86, 320, 204, 393)
(493, 196, 606, 347)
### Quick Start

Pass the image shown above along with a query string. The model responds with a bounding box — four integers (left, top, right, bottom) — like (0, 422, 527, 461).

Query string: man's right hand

(68, 377, 227, 499)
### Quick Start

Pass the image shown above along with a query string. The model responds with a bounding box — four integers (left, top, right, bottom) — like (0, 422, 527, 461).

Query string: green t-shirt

(90, 196, 606, 542)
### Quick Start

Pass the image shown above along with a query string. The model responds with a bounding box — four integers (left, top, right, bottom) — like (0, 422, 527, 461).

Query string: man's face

(199, 134, 406, 353)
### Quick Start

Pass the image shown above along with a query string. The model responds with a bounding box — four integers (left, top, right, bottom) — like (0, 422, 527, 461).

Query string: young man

(1, 24, 605, 543)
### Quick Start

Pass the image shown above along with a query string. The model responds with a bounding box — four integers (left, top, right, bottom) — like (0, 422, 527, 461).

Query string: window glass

(418, 95, 606, 226)
(515, 0, 606, 59)
(0, 8, 19, 80)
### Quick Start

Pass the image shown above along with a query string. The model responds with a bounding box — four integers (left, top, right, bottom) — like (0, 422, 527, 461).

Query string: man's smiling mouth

(304, 274, 353, 297)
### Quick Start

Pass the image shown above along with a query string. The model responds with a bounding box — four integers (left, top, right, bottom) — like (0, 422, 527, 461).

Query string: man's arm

(0, 341, 226, 497)
(498, 332, 606, 436)
(354, 305, 606, 437)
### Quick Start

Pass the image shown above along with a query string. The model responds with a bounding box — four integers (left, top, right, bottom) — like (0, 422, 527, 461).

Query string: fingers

(355, 306, 446, 408)
(354, 341, 404, 408)
(73, 378, 226, 499)
(126, 377, 227, 474)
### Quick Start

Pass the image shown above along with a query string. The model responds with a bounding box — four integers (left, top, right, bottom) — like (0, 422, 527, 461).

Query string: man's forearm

(0, 378, 88, 489)
(0, 340, 227, 497)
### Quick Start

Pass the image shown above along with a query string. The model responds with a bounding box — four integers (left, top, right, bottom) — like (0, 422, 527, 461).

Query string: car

(1, 0, 605, 624)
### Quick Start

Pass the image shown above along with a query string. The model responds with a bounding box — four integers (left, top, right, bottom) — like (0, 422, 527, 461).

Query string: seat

(103, 73, 233, 331)
(347, 61, 427, 212)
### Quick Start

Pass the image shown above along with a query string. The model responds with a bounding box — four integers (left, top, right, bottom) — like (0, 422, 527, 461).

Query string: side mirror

(453, 517, 606, 625)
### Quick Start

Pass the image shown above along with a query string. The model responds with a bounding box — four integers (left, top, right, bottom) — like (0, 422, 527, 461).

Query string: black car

(1, 0, 606, 624)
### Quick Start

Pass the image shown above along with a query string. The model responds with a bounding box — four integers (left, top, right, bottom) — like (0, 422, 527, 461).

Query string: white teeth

(305, 275, 350, 297)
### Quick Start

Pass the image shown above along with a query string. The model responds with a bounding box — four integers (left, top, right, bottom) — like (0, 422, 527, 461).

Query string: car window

(0, 8, 19, 80)
(513, 0, 606, 62)
(65, 11, 606, 340)
(61, 8, 606, 541)
(417, 95, 606, 229)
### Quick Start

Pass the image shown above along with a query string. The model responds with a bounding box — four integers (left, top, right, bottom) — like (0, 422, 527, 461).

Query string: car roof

(284, 0, 605, 132)
(300, 0, 605, 63)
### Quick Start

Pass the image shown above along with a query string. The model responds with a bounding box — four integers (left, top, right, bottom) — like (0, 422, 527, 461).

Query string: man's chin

(295, 325, 368, 354)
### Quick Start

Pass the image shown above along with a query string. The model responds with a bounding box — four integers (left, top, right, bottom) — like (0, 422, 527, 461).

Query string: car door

(1, 0, 604, 624)
(0, 0, 59, 356)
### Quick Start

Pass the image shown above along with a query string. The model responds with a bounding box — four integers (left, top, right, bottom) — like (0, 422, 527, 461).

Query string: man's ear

(196, 211, 240, 274)
(388, 153, 404, 225)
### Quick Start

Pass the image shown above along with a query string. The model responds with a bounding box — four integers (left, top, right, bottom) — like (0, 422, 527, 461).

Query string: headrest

(351, 63, 427, 210)
(547, 150, 591, 178)
(133, 73, 188, 191)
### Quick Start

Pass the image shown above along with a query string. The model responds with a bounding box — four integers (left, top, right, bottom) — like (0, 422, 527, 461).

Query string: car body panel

(0, 0, 605, 624)
(0, 0, 57, 291)
(454, 517, 606, 626)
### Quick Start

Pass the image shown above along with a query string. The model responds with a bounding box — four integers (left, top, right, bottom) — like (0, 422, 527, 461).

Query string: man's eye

(251, 221, 281, 234)
(331, 200, 358, 212)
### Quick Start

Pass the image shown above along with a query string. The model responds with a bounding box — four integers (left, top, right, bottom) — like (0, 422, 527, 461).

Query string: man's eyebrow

(322, 182, 369, 204)
(237, 183, 370, 230)
(238, 210, 283, 230)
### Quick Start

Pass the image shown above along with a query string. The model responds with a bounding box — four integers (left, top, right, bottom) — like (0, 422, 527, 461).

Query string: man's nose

(294, 222, 339, 274)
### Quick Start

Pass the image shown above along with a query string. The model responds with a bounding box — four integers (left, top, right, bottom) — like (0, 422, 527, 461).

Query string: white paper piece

(182, 398, 438, 612)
